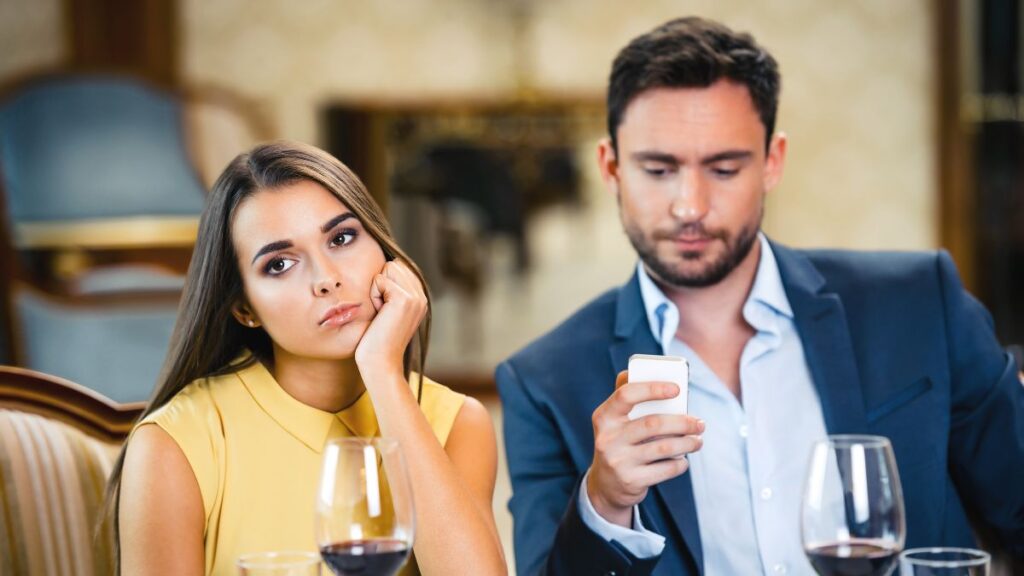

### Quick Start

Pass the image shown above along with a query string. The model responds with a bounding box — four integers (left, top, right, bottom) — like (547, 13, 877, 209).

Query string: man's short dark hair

(607, 16, 781, 151)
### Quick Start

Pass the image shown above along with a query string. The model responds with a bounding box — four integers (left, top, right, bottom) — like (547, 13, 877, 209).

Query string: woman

(109, 142, 506, 575)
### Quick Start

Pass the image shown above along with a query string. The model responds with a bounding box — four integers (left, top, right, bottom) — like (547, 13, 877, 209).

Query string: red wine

(320, 539, 409, 576)
(806, 541, 899, 576)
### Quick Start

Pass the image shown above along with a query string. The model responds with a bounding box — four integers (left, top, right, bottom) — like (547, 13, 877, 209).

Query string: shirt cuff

(577, 470, 666, 559)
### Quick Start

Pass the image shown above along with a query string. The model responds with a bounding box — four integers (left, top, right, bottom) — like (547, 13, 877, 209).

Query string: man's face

(599, 80, 786, 288)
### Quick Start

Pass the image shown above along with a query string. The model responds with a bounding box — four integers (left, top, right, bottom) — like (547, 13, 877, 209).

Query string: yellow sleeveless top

(135, 357, 465, 576)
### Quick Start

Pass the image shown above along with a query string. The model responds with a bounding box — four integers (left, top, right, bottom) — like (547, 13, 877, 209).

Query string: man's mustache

(652, 223, 727, 242)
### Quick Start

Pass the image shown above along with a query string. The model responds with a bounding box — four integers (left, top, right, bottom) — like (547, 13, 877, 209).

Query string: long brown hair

(103, 141, 431, 570)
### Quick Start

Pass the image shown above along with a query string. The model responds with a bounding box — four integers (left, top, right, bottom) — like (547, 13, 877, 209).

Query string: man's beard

(626, 218, 760, 288)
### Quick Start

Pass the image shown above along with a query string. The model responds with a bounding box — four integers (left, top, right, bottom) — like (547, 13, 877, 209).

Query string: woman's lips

(319, 303, 361, 327)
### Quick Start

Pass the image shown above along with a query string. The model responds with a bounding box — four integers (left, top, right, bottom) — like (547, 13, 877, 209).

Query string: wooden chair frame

(0, 364, 145, 443)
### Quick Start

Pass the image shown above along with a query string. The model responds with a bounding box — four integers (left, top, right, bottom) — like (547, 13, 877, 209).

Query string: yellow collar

(234, 357, 379, 453)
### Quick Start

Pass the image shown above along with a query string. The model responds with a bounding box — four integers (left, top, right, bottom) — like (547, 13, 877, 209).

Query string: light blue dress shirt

(579, 234, 829, 575)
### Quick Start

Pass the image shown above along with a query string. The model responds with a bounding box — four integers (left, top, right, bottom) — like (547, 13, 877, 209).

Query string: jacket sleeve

(938, 251, 1024, 557)
(496, 360, 662, 576)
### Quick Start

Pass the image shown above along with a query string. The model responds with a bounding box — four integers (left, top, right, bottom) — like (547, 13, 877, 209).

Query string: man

(496, 16, 1024, 576)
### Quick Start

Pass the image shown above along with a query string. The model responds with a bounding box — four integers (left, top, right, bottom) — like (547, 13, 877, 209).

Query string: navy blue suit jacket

(496, 243, 1024, 576)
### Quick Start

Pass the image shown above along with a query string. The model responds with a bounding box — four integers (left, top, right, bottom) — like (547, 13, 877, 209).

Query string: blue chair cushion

(0, 77, 206, 222)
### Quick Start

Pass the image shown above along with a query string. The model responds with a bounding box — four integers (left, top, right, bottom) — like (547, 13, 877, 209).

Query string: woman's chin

(316, 325, 368, 359)
(270, 322, 369, 362)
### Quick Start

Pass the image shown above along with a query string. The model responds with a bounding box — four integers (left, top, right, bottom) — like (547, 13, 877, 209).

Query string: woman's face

(231, 179, 387, 360)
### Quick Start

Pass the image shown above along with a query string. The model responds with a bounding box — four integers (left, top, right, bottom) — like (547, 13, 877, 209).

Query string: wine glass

(237, 551, 321, 575)
(899, 548, 990, 575)
(802, 435, 906, 576)
(315, 438, 415, 576)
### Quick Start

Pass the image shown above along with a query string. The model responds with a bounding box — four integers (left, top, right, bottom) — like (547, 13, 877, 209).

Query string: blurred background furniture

(182, 83, 272, 189)
(0, 364, 144, 575)
(0, 75, 206, 402)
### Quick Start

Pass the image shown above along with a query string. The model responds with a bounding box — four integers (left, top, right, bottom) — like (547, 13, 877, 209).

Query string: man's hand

(587, 370, 704, 527)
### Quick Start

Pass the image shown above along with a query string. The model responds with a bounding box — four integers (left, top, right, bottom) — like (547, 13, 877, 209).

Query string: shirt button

(739, 424, 749, 438)
(760, 487, 773, 500)
(773, 563, 788, 574)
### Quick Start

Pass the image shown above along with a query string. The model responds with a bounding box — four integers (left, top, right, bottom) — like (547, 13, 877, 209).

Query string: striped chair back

(0, 366, 144, 575)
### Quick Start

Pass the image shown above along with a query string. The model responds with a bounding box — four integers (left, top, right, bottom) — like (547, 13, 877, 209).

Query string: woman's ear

(231, 303, 261, 328)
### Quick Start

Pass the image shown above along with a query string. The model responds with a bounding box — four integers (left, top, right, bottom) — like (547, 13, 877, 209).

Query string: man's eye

(711, 167, 739, 178)
(265, 258, 296, 275)
(643, 166, 671, 177)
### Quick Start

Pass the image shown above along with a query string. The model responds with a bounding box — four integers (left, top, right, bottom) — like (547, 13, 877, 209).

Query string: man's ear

(231, 302, 261, 328)
(763, 131, 788, 193)
(597, 137, 621, 199)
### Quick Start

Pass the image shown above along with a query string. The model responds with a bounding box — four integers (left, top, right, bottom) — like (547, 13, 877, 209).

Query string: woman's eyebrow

(321, 212, 355, 233)
(251, 240, 292, 265)
(249, 213, 357, 265)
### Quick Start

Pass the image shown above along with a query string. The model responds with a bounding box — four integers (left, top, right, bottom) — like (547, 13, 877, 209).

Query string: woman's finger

(370, 274, 386, 311)
(373, 272, 415, 307)
(385, 260, 423, 295)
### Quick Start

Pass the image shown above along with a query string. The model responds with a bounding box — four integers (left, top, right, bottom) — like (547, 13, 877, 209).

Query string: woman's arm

(355, 261, 506, 575)
(119, 424, 206, 576)
(443, 396, 503, 555)
(364, 375, 506, 576)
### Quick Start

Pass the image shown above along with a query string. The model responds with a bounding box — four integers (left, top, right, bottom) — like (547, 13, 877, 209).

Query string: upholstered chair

(0, 365, 143, 575)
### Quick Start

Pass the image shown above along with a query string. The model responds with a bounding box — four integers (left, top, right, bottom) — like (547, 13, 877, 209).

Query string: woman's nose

(314, 278, 342, 295)
(311, 251, 343, 296)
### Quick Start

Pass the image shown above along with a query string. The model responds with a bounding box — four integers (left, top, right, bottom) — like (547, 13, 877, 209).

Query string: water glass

(899, 548, 990, 576)
(237, 551, 322, 575)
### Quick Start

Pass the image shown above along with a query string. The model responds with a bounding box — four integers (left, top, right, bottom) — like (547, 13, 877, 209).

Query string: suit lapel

(772, 243, 867, 433)
(605, 245, 866, 574)
(608, 274, 705, 575)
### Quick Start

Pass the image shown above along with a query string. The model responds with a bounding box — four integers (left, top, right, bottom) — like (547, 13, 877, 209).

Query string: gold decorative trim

(14, 217, 200, 249)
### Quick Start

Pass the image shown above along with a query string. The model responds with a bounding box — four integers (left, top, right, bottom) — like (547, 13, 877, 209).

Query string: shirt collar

(747, 234, 793, 320)
(637, 260, 675, 353)
(636, 233, 793, 352)
(233, 354, 379, 453)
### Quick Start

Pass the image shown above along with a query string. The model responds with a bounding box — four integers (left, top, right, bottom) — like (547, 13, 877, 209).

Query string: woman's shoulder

(138, 362, 256, 444)
(412, 373, 460, 395)
(410, 373, 467, 446)
(411, 373, 466, 411)
(139, 367, 246, 433)
(129, 371, 241, 532)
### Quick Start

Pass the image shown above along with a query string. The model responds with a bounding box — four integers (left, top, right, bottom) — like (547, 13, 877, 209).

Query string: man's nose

(668, 171, 709, 222)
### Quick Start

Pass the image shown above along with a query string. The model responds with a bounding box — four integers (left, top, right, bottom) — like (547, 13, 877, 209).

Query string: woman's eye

(331, 230, 356, 247)
(265, 257, 296, 275)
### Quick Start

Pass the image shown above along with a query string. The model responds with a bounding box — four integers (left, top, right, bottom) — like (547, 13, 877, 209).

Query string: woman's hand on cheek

(354, 260, 427, 379)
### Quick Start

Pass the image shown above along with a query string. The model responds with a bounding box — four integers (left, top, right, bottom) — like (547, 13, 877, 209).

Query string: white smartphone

(626, 354, 689, 420)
